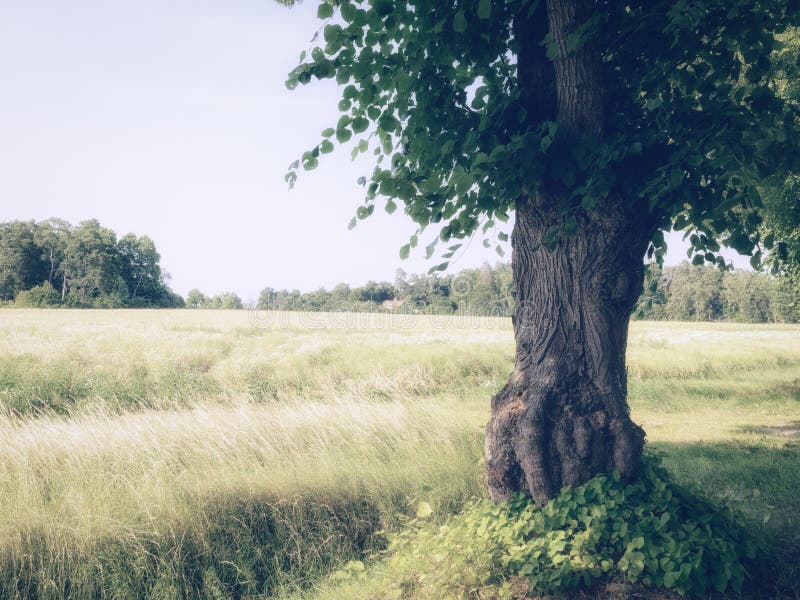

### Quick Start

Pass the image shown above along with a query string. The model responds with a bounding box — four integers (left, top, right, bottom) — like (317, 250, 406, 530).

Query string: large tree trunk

(485, 196, 649, 503)
(484, 0, 652, 503)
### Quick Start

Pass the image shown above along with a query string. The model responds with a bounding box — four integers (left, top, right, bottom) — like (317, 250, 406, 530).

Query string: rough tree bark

(485, 0, 652, 503)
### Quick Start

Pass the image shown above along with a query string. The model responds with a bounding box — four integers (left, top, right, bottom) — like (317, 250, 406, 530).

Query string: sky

(0, 1, 750, 301)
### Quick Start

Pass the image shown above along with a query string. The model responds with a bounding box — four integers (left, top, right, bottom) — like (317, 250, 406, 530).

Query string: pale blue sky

(0, 1, 747, 301)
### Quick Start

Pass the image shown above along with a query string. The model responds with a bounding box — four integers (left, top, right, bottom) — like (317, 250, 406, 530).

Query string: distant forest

(3, 219, 798, 321)
(252, 262, 800, 323)
(0, 219, 183, 307)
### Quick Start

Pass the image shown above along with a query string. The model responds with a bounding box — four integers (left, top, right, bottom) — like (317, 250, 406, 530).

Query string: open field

(0, 309, 799, 598)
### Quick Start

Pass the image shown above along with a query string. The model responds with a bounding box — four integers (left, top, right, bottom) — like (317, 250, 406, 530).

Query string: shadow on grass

(0, 491, 388, 600)
(654, 439, 800, 599)
(739, 421, 800, 438)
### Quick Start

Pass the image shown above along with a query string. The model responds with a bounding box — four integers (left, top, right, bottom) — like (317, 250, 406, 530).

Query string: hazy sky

(0, 1, 748, 301)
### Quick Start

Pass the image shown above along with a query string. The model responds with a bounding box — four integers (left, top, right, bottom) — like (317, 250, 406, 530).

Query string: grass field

(0, 309, 798, 598)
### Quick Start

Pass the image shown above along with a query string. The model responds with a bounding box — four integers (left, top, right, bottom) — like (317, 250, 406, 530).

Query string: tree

(633, 263, 668, 320)
(60, 220, 126, 306)
(355, 280, 394, 303)
(186, 289, 209, 308)
(0, 221, 48, 301)
(118, 234, 163, 304)
(215, 292, 244, 310)
(722, 271, 774, 322)
(287, 0, 800, 503)
(32, 218, 71, 290)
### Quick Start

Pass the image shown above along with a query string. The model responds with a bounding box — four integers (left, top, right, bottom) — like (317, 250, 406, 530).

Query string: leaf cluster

(286, 0, 800, 268)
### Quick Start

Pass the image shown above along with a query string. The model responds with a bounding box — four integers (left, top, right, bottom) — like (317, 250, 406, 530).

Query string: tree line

(0, 219, 183, 308)
(634, 262, 799, 323)
(3, 218, 796, 321)
(253, 262, 799, 323)
(254, 264, 514, 315)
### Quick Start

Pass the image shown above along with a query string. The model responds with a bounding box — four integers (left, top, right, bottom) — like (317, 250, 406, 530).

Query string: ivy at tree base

(386, 454, 756, 598)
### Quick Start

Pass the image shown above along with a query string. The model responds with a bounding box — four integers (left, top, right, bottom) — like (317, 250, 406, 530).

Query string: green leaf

(323, 24, 342, 44)
(352, 117, 369, 134)
(645, 96, 663, 110)
(477, 0, 491, 20)
(399, 244, 410, 259)
(320, 140, 334, 154)
(453, 10, 467, 33)
(336, 128, 352, 143)
(317, 3, 333, 19)
(425, 240, 437, 259)
(321, 128, 335, 138)
(663, 571, 679, 588)
(343, 85, 359, 100)
(386, 199, 397, 214)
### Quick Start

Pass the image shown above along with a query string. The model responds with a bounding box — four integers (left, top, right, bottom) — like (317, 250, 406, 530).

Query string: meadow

(0, 309, 798, 598)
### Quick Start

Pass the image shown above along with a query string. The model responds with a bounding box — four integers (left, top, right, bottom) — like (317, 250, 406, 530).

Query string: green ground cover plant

(350, 455, 756, 598)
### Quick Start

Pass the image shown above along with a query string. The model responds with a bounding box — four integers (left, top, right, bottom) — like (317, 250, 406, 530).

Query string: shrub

(14, 282, 60, 307)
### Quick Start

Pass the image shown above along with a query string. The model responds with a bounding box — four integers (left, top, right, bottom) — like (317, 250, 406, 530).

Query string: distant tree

(723, 272, 774, 322)
(14, 282, 61, 307)
(60, 220, 126, 306)
(330, 283, 352, 308)
(256, 287, 277, 310)
(303, 288, 333, 310)
(393, 268, 410, 299)
(32, 218, 71, 292)
(186, 289, 209, 309)
(210, 292, 243, 310)
(0, 221, 48, 301)
(773, 276, 800, 322)
(633, 264, 668, 320)
(355, 280, 394, 304)
(118, 234, 163, 304)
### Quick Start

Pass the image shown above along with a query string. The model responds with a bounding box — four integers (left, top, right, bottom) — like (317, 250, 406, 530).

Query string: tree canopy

(287, 0, 800, 270)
